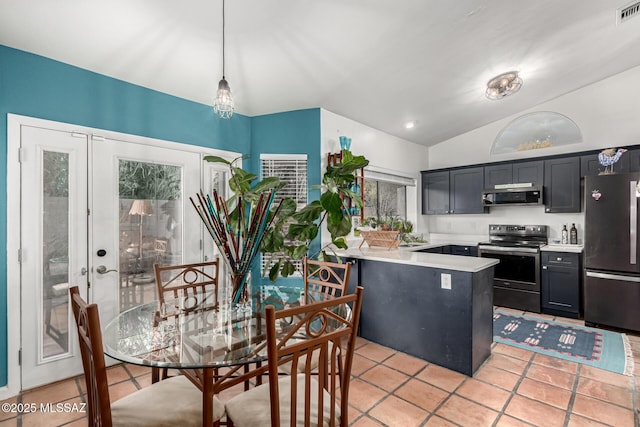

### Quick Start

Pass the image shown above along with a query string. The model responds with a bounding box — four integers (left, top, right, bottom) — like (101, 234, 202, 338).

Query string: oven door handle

(478, 245, 539, 254)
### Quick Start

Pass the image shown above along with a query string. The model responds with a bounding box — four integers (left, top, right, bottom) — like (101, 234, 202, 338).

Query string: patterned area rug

(493, 310, 634, 376)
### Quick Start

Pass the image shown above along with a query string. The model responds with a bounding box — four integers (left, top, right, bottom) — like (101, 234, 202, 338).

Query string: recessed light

(405, 121, 417, 129)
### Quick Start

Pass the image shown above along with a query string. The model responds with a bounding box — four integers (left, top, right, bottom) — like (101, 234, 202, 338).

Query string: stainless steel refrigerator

(584, 172, 640, 332)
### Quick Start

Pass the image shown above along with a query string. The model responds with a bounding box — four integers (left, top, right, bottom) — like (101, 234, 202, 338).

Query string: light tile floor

(2, 309, 639, 427)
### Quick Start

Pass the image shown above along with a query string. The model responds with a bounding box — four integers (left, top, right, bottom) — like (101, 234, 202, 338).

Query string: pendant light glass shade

(214, 77, 234, 119)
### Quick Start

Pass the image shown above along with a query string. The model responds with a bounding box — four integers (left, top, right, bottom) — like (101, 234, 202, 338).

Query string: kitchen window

(260, 154, 308, 276)
(363, 168, 415, 222)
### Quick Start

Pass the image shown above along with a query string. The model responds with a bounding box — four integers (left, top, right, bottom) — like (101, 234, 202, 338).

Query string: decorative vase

(227, 272, 252, 312)
(339, 136, 352, 151)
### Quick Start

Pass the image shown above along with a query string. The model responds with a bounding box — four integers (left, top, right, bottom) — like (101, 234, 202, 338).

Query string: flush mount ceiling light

(404, 120, 417, 129)
(213, 0, 234, 119)
(485, 71, 522, 100)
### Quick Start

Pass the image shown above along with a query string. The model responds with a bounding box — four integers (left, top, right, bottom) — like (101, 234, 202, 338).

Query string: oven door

(478, 245, 540, 292)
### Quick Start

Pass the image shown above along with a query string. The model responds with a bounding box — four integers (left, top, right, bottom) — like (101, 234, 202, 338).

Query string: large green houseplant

(193, 150, 369, 294)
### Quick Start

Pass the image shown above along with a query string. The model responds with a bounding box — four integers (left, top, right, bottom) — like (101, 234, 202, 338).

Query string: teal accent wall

(249, 109, 322, 288)
(0, 45, 253, 387)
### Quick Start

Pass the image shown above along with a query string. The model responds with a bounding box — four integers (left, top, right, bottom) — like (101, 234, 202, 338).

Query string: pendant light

(213, 0, 234, 119)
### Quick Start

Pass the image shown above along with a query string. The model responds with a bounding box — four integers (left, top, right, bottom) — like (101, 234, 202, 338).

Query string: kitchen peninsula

(336, 245, 498, 376)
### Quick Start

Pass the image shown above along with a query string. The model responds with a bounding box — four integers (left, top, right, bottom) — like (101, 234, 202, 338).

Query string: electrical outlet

(441, 273, 452, 290)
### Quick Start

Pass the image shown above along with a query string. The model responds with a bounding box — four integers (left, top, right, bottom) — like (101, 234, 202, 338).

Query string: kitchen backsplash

(425, 204, 585, 244)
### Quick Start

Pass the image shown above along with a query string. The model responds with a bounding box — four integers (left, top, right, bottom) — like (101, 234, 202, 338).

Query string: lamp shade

(214, 77, 234, 119)
(128, 199, 154, 216)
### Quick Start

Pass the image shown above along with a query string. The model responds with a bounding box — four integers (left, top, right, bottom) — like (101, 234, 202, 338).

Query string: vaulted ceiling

(2, 0, 640, 147)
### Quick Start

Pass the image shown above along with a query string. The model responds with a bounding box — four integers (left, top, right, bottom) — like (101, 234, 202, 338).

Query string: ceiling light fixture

(213, 0, 234, 119)
(405, 121, 417, 129)
(485, 71, 522, 100)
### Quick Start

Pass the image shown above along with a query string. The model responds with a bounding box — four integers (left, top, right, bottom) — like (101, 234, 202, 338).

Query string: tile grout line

(488, 351, 536, 427)
(562, 363, 582, 427)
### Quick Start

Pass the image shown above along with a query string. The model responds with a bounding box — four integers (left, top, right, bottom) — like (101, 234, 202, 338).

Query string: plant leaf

(203, 155, 232, 165)
(327, 216, 352, 238)
(291, 200, 323, 223)
(268, 261, 281, 282)
(332, 236, 348, 249)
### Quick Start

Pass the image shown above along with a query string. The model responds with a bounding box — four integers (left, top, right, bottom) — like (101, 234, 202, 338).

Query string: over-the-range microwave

(482, 185, 543, 206)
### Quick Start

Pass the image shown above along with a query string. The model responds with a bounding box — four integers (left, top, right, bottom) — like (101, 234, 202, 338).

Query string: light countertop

(541, 244, 584, 253)
(333, 246, 498, 273)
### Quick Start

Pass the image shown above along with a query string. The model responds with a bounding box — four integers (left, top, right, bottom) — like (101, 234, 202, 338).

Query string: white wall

(425, 65, 640, 242)
(320, 109, 430, 242)
(429, 65, 640, 169)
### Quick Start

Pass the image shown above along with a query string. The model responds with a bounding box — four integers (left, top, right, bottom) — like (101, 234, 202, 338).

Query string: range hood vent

(618, 1, 640, 24)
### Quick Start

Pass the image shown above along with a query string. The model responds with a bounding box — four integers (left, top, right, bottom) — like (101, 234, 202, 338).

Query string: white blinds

(260, 154, 308, 206)
(365, 166, 416, 187)
(260, 154, 308, 276)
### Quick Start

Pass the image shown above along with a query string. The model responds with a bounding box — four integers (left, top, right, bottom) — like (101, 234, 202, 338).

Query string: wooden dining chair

(152, 260, 220, 382)
(153, 260, 220, 309)
(279, 256, 353, 376)
(69, 286, 225, 427)
(224, 286, 364, 427)
(303, 257, 352, 304)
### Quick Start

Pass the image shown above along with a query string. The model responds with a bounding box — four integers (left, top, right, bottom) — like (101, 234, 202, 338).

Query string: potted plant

(191, 150, 369, 301)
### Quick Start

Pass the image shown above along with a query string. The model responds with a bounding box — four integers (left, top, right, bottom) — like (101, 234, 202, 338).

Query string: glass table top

(102, 285, 350, 369)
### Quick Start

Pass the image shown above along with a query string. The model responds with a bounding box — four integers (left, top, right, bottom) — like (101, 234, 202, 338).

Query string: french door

(90, 136, 202, 326)
(15, 118, 232, 390)
(20, 126, 89, 388)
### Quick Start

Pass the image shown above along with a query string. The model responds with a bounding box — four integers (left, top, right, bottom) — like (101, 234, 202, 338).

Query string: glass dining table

(102, 284, 350, 427)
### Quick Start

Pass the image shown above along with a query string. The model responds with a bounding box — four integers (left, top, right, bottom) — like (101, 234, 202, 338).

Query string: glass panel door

(21, 126, 88, 389)
(91, 138, 203, 325)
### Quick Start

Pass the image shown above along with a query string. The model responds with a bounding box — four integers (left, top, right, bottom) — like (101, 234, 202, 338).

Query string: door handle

(631, 181, 637, 265)
(96, 265, 118, 274)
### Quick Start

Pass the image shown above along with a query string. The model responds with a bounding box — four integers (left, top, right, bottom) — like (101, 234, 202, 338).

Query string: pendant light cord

(222, 0, 226, 79)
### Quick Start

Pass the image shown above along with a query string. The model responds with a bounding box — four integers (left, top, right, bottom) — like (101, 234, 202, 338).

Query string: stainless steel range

(478, 225, 548, 313)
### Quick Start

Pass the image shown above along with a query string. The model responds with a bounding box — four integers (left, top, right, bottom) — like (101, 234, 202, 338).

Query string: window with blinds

(260, 154, 308, 276)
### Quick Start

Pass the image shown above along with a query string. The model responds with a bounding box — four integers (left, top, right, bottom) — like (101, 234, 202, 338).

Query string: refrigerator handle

(631, 181, 637, 265)
(586, 271, 640, 283)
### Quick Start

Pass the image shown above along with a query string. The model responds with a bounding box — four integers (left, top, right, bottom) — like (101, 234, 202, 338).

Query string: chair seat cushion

(111, 375, 225, 427)
(225, 373, 340, 427)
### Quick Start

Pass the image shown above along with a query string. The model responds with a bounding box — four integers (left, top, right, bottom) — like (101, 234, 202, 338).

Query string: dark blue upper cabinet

(483, 164, 512, 188)
(422, 167, 487, 215)
(513, 161, 544, 186)
(626, 148, 640, 172)
(484, 160, 543, 189)
(544, 157, 581, 213)
(421, 171, 450, 214)
(449, 167, 487, 214)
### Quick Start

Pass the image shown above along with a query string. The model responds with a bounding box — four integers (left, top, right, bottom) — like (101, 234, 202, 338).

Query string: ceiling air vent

(618, 1, 640, 24)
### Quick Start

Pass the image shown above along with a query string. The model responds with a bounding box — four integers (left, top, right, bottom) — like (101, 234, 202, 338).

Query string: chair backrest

(69, 286, 113, 427)
(153, 260, 220, 311)
(303, 257, 352, 304)
(265, 286, 364, 427)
